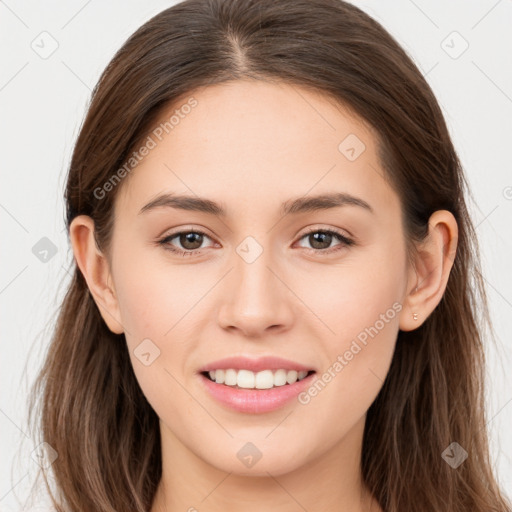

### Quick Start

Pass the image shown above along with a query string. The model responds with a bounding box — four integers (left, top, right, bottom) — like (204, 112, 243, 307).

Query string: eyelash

(157, 227, 355, 257)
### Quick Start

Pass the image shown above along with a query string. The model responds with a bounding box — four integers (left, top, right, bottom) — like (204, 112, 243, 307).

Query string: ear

(69, 215, 124, 334)
(399, 210, 458, 332)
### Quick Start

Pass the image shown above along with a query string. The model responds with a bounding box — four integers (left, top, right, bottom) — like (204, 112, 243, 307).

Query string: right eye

(158, 229, 216, 256)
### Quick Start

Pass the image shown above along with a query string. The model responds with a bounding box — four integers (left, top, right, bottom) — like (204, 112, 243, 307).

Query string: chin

(195, 438, 313, 477)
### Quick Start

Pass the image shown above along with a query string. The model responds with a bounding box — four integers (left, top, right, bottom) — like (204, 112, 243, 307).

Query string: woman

(28, 0, 512, 510)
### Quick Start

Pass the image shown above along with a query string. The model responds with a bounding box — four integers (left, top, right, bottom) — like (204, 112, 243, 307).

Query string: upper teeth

(207, 369, 310, 389)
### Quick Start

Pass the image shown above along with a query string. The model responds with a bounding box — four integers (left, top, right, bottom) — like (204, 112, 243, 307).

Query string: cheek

(110, 248, 206, 413)
(115, 272, 192, 422)
(293, 245, 404, 345)
(294, 245, 404, 412)
(295, 316, 397, 459)
(111, 242, 197, 337)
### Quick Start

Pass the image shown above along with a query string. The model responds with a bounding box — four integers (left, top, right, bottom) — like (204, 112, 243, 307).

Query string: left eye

(158, 228, 354, 256)
(296, 229, 354, 253)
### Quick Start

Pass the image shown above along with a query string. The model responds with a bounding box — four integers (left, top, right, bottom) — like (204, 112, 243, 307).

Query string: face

(107, 80, 410, 476)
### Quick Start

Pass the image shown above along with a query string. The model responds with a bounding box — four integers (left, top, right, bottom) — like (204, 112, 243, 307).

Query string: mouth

(200, 369, 316, 390)
(197, 368, 317, 413)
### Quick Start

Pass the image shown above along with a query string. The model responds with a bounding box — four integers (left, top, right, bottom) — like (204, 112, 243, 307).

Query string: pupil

(181, 232, 202, 249)
(310, 232, 331, 249)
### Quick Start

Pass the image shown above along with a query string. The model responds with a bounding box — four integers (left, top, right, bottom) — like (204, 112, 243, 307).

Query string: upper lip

(198, 356, 316, 373)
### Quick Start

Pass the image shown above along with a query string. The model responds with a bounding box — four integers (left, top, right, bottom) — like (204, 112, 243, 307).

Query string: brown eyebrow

(138, 192, 374, 217)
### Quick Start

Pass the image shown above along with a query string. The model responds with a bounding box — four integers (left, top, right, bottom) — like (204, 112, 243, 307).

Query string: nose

(217, 242, 294, 338)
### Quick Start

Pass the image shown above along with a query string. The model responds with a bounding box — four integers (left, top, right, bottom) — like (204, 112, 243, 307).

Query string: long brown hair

(27, 0, 511, 510)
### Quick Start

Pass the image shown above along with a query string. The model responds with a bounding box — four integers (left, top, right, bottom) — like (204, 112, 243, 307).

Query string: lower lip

(198, 372, 316, 414)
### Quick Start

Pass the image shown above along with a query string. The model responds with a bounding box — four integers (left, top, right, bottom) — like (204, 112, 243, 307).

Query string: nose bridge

(217, 235, 292, 335)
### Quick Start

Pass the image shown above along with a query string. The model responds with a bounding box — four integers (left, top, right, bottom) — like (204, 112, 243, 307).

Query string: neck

(151, 415, 381, 512)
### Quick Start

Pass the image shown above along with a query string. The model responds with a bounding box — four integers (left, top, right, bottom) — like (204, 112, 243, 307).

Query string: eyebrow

(138, 192, 374, 217)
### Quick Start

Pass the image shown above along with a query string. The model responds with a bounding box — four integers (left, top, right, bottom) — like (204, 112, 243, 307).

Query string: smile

(203, 368, 313, 389)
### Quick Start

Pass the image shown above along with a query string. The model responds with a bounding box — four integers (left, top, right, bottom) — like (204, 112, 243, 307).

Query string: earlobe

(399, 210, 458, 332)
(69, 215, 125, 334)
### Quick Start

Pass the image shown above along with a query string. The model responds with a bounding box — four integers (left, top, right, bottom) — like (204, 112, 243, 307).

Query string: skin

(70, 80, 458, 512)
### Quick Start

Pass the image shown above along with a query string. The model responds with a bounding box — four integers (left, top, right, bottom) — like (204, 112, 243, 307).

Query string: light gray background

(1, 0, 511, 509)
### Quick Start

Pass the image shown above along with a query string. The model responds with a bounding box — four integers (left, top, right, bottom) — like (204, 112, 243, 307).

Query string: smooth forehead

(116, 79, 396, 219)
(167, 78, 377, 147)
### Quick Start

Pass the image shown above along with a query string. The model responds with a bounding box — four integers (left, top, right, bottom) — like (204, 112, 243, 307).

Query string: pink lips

(197, 355, 315, 373)
(196, 355, 317, 414)
(198, 371, 316, 414)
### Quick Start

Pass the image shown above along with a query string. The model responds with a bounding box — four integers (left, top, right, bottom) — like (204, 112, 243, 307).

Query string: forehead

(115, 80, 399, 221)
